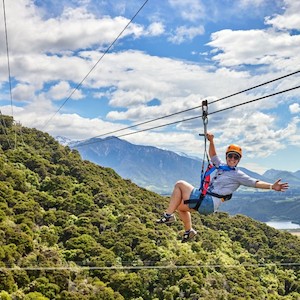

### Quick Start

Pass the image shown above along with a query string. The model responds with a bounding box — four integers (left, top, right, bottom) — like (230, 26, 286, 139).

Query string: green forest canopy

(0, 115, 299, 300)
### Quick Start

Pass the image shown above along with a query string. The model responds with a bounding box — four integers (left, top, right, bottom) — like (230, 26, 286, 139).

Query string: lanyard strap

(199, 100, 209, 189)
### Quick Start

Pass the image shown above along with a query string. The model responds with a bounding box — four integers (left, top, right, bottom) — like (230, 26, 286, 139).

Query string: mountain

(1, 115, 300, 299)
(69, 136, 300, 223)
(55, 135, 72, 146)
(263, 168, 300, 184)
(70, 136, 278, 194)
(295, 170, 300, 178)
(71, 137, 204, 194)
(239, 167, 273, 182)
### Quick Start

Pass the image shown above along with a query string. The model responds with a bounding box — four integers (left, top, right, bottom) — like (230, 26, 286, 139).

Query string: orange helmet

(226, 144, 242, 158)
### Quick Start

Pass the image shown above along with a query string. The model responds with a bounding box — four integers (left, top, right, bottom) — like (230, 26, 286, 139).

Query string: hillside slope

(0, 116, 300, 299)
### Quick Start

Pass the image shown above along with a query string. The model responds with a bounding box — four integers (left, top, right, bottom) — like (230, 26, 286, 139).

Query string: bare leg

(165, 180, 194, 231)
(178, 210, 192, 231)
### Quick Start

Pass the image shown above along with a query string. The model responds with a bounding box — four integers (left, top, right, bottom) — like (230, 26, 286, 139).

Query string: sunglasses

(227, 153, 240, 160)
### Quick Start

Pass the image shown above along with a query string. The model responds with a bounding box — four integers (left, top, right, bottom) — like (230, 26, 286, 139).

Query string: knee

(174, 180, 188, 189)
(174, 180, 194, 192)
(174, 180, 194, 198)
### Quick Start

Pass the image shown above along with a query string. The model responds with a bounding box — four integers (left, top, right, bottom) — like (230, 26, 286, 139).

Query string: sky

(0, 0, 300, 174)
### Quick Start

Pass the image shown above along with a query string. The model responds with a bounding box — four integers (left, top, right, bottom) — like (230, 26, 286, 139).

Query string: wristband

(269, 184, 273, 190)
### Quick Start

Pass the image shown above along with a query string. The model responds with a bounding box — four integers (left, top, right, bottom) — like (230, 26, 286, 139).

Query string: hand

(272, 179, 289, 192)
(206, 133, 214, 142)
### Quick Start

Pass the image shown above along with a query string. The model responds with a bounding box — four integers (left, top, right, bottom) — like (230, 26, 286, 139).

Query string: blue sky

(0, 0, 300, 174)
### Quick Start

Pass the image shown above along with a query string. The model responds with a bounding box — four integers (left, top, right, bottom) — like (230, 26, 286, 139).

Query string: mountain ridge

(63, 136, 300, 194)
(70, 136, 204, 194)
(66, 136, 300, 224)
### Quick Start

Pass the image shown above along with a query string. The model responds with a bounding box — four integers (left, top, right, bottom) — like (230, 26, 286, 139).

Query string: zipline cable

(2, 0, 13, 118)
(209, 85, 300, 116)
(75, 84, 300, 147)
(2, 0, 17, 149)
(84, 69, 300, 140)
(75, 115, 201, 147)
(0, 262, 299, 271)
(41, 0, 149, 131)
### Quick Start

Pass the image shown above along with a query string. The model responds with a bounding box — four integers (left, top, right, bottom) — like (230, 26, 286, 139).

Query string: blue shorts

(187, 188, 214, 215)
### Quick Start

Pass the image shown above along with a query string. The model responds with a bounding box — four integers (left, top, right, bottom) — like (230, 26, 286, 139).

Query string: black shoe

(181, 228, 197, 243)
(156, 213, 176, 224)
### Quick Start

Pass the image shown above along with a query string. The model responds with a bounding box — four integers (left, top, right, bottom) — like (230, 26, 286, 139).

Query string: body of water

(266, 221, 300, 230)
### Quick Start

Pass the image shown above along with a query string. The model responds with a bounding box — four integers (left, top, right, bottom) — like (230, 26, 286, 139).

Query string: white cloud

(3, 53, 91, 95)
(47, 81, 84, 100)
(212, 111, 298, 160)
(241, 162, 269, 174)
(12, 84, 36, 102)
(146, 22, 165, 36)
(207, 29, 300, 68)
(168, 0, 205, 22)
(0, 1, 144, 55)
(289, 103, 300, 114)
(168, 25, 205, 44)
(265, 0, 300, 30)
(287, 117, 300, 145)
(1, 104, 127, 141)
(288, 117, 300, 146)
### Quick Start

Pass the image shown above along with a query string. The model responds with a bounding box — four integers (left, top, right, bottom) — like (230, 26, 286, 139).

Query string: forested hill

(0, 115, 300, 300)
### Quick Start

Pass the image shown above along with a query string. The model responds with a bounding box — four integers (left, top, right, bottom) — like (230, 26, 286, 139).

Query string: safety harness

(183, 100, 233, 211)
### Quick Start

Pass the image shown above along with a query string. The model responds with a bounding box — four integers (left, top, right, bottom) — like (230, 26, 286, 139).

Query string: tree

(24, 292, 49, 300)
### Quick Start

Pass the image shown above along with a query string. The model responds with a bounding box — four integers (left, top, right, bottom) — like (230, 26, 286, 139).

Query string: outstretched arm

(255, 179, 289, 192)
(207, 133, 216, 158)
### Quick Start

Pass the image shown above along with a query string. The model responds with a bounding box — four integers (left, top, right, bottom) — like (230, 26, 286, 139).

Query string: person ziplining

(156, 101, 289, 243)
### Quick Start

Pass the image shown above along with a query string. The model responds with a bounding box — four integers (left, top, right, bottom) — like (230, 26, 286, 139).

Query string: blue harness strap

(184, 164, 235, 210)
(200, 164, 235, 193)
